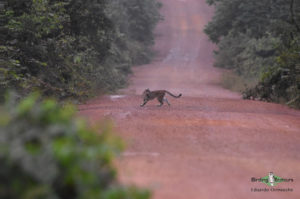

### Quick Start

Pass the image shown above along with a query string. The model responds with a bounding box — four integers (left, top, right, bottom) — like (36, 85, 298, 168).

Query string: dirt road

(79, 0, 300, 198)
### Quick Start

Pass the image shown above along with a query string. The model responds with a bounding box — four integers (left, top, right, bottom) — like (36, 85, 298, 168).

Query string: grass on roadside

(220, 71, 258, 93)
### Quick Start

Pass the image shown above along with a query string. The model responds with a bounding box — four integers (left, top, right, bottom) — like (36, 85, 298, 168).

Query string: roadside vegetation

(0, 93, 151, 199)
(205, 0, 300, 108)
(0, 0, 162, 198)
(0, 0, 162, 101)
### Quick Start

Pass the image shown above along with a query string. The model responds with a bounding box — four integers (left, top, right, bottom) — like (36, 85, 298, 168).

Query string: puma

(140, 89, 182, 107)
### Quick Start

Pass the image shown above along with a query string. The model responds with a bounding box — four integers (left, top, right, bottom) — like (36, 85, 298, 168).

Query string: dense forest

(0, 1, 162, 198)
(205, 0, 300, 108)
(0, 0, 162, 100)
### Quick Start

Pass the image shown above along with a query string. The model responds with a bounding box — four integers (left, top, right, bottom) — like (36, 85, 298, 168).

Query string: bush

(243, 37, 300, 107)
(0, 93, 151, 199)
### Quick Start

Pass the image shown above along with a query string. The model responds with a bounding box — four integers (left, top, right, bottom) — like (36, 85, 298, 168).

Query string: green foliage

(244, 36, 300, 107)
(0, 0, 162, 100)
(214, 33, 280, 78)
(205, 0, 300, 108)
(204, 0, 293, 43)
(0, 92, 151, 199)
(105, 0, 162, 65)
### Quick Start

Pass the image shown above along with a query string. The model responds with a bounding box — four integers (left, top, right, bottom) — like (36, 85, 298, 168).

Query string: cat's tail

(166, 91, 182, 98)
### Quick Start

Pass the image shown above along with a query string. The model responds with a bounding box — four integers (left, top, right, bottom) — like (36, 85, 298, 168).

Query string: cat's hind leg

(164, 97, 170, 106)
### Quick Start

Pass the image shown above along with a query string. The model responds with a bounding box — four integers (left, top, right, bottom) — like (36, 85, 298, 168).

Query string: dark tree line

(0, 0, 162, 100)
(0, 1, 162, 198)
(205, 0, 300, 108)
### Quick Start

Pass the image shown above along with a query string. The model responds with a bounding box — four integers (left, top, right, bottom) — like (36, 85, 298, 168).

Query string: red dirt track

(80, 0, 300, 198)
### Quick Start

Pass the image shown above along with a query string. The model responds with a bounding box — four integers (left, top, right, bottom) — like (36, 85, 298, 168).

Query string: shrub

(0, 93, 151, 199)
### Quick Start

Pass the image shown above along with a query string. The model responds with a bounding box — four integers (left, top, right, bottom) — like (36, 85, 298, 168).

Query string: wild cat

(140, 89, 182, 107)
